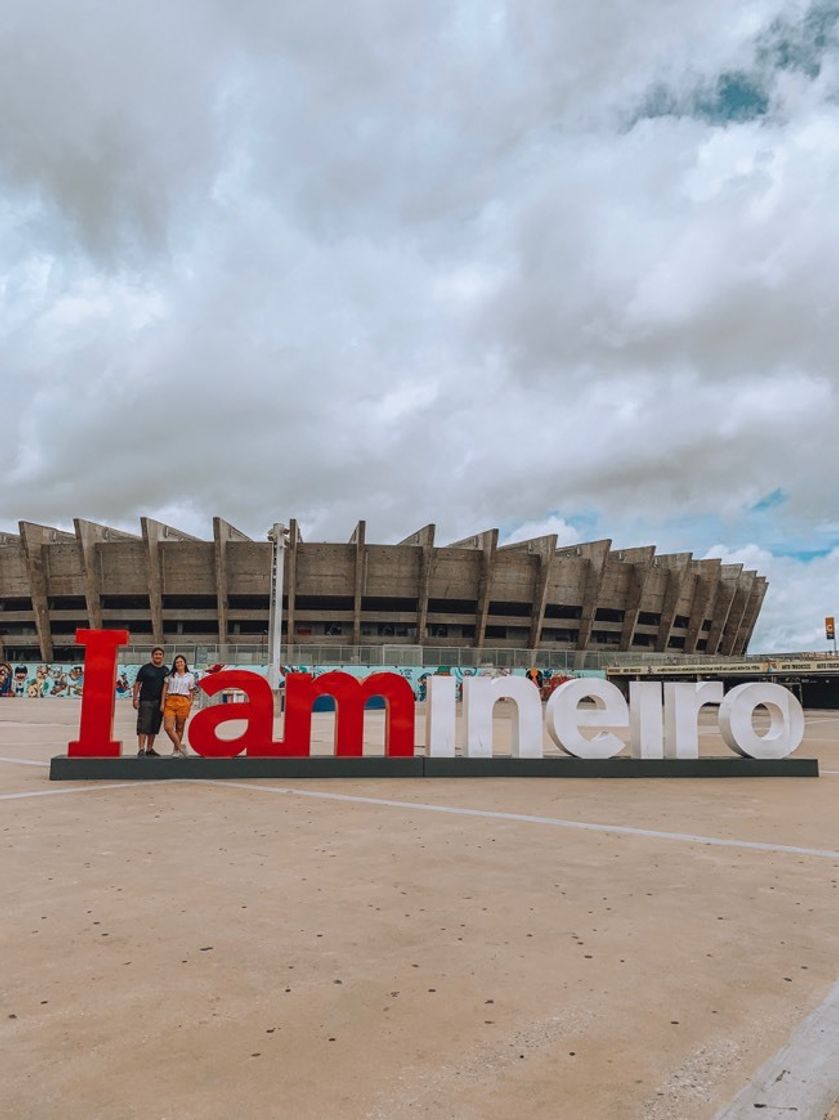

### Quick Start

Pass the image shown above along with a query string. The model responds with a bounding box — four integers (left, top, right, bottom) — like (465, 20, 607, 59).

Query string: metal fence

(112, 643, 831, 671)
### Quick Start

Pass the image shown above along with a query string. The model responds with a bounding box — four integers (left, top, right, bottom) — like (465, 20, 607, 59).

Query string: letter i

(629, 682, 663, 758)
(425, 676, 456, 756)
(67, 629, 129, 757)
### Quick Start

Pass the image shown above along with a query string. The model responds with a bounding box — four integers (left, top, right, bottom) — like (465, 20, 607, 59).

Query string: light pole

(267, 523, 289, 690)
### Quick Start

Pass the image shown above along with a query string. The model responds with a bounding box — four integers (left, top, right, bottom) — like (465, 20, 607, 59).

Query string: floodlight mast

(267, 523, 289, 690)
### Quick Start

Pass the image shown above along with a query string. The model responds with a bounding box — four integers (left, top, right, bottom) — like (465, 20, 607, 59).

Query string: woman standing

(161, 655, 197, 758)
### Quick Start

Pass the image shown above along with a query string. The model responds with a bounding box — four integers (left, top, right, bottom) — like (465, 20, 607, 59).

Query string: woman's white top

(166, 671, 196, 696)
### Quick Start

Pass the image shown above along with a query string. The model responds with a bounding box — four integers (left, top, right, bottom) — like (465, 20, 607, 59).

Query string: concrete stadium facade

(0, 518, 767, 662)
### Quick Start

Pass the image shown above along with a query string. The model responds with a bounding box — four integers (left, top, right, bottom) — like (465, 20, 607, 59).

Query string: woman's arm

(160, 679, 169, 712)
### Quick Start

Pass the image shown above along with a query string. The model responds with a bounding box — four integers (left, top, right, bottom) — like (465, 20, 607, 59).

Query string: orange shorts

(163, 695, 192, 720)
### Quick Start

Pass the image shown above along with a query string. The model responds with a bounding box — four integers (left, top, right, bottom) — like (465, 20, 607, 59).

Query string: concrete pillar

(213, 518, 251, 653)
(684, 558, 721, 654)
(74, 519, 138, 631)
(617, 546, 655, 651)
(349, 520, 366, 648)
(0, 534, 20, 657)
(141, 518, 199, 645)
(575, 540, 612, 653)
(704, 565, 743, 656)
(719, 570, 756, 656)
(1, 534, 17, 659)
(446, 529, 499, 649)
(19, 521, 75, 661)
(733, 576, 767, 655)
(398, 524, 436, 645)
(653, 553, 693, 651)
(474, 530, 498, 650)
(528, 537, 558, 650)
(498, 534, 558, 650)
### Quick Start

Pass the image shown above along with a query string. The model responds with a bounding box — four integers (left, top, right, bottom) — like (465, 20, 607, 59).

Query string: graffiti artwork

(0, 660, 577, 701)
(0, 662, 85, 698)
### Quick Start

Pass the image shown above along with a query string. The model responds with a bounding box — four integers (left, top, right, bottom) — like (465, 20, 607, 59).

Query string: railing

(112, 644, 836, 671)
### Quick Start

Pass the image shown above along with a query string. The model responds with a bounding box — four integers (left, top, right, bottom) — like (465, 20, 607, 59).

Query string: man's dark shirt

(135, 663, 169, 702)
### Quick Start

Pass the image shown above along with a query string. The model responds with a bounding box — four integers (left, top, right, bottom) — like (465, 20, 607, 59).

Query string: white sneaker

(171, 749, 186, 758)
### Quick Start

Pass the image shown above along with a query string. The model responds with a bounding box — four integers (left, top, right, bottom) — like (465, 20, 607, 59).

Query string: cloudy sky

(2, 0, 838, 651)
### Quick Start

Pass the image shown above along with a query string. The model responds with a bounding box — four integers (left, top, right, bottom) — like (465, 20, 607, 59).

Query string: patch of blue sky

(499, 509, 597, 545)
(565, 510, 599, 536)
(601, 507, 832, 562)
(751, 488, 788, 513)
(504, 499, 835, 564)
(635, 71, 768, 126)
(634, 0, 839, 128)
(773, 546, 835, 561)
(758, 0, 839, 79)
(697, 72, 770, 123)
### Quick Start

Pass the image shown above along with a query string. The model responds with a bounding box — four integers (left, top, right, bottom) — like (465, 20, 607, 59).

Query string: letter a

(189, 670, 275, 757)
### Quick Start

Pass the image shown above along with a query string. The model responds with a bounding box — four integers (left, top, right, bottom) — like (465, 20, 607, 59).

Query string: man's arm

(132, 668, 142, 710)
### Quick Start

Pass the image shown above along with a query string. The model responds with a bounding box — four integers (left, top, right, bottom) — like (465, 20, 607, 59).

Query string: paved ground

(1, 698, 838, 1119)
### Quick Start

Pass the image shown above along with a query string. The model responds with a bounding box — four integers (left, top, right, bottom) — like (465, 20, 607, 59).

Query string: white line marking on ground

(0, 756, 50, 767)
(0, 783, 137, 801)
(207, 782, 839, 861)
(715, 978, 839, 1118)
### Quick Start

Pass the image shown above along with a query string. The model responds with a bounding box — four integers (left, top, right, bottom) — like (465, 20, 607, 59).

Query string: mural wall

(0, 661, 596, 701)
(0, 662, 88, 698)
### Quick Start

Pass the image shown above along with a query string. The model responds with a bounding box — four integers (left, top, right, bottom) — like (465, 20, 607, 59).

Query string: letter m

(283, 671, 415, 757)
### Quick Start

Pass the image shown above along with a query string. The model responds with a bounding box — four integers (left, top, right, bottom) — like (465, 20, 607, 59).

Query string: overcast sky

(2, 1, 838, 652)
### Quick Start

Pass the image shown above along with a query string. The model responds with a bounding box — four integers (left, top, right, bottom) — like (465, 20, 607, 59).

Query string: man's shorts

(137, 700, 163, 736)
(163, 695, 192, 721)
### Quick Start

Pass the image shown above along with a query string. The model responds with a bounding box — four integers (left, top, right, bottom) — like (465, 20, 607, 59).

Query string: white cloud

(502, 516, 581, 547)
(706, 543, 839, 652)
(0, 0, 838, 649)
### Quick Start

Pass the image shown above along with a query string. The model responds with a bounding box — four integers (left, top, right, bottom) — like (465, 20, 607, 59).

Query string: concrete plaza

(1, 698, 838, 1119)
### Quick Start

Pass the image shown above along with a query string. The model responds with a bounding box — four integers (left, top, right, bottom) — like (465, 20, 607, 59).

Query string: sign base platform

(49, 755, 819, 780)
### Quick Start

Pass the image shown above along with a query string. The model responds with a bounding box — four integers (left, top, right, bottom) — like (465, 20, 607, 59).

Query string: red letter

(68, 629, 129, 757)
(283, 671, 415, 757)
(189, 670, 275, 758)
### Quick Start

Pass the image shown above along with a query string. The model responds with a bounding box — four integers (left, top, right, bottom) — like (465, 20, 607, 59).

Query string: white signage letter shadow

(463, 677, 543, 758)
(719, 682, 804, 759)
(546, 678, 628, 759)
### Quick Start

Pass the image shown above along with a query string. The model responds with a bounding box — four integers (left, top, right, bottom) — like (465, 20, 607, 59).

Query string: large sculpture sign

(66, 630, 806, 764)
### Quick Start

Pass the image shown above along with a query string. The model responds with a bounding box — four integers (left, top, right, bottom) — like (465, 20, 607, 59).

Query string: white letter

(719, 683, 804, 759)
(663, 681, 723, 758)
(425, 675, 456, 757)
(463, 676, 543, 758)
(629, 682, 664, 759)
(545, 678, 628, 759)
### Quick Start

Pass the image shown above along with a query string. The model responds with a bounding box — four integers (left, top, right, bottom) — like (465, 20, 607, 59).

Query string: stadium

(0, 517, 766, 663)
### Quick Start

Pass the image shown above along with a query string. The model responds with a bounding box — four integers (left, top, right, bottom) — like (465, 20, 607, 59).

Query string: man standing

(133, 647, 169, 757)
